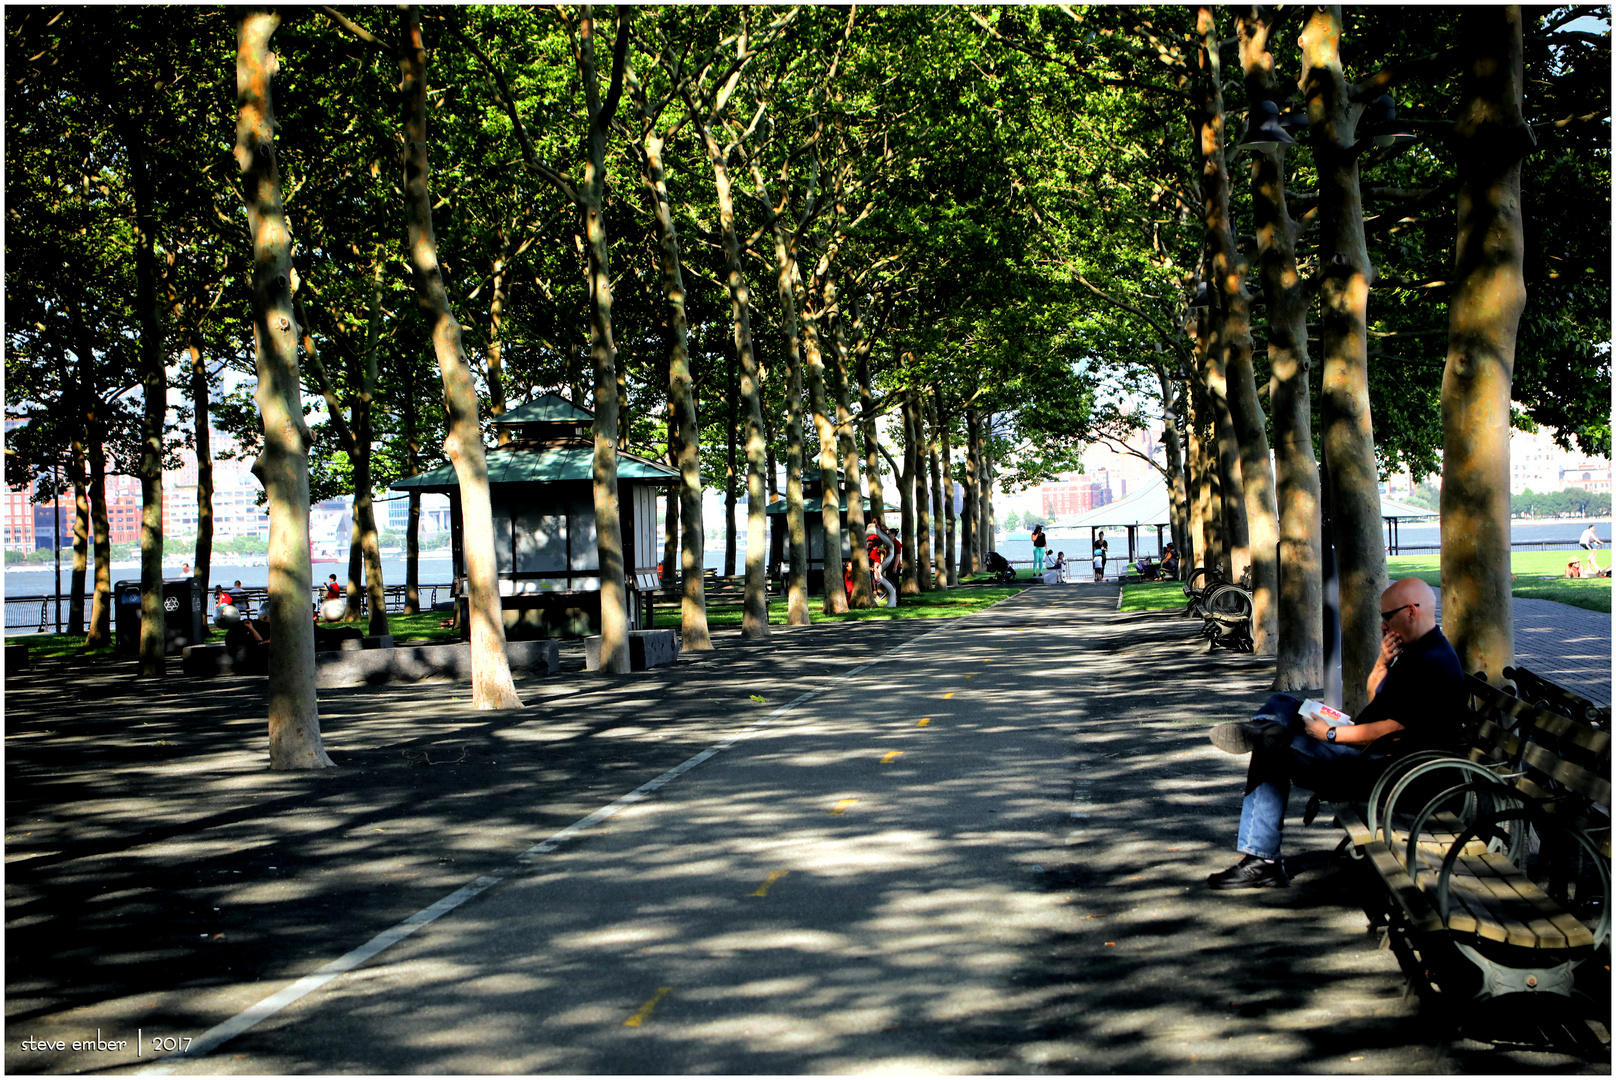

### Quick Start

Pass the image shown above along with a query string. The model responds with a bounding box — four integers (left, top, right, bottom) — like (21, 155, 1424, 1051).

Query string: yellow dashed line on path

(881, 751, 904, 764)
(624, 987, 672, 1027)
(917, 718, 931, 727)
(830, 799, 859, 816)
(942, 692, 956, 699)
(750, 870, 788, 897)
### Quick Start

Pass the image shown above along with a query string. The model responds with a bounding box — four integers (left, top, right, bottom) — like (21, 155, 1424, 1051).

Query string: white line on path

(140, 606, 999, 1072)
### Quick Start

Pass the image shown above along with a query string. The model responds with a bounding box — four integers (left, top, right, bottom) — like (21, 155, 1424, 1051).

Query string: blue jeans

(1033, 547, 1045, 571)
(1236, 693, 1384, 860)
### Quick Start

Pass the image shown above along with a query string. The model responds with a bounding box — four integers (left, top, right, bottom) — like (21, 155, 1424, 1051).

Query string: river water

(989, 517, 1608, 567)
(5, 518, 1607, 608)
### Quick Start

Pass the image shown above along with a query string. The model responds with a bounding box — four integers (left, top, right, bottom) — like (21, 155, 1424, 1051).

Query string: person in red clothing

(324, 573, 342, 600)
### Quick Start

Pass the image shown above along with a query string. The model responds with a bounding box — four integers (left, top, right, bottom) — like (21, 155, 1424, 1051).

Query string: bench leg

(1454, 944, 1580, 1002)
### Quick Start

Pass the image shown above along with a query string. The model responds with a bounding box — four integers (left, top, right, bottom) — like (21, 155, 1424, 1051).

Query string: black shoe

(1302, 793, 1322, 826)
(1209, 719, 1291, 755)
(1207, 854, 1290, 890)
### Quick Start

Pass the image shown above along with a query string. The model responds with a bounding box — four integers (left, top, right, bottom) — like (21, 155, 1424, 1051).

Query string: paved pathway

(1502, 598, 1611, 707)
(4, 587, 1607, 1074)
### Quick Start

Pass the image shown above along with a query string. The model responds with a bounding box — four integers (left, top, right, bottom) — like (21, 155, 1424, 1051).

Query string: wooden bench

(1200, 582, 1254, 652)
(1505, 663, 1611, 729)
(1331, 674, 1610, 1010)
(651, 571, 779, 608)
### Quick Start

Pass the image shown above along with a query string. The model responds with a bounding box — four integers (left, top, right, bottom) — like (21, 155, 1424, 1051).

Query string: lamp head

(1237, 99, 1297, 154)
(1364, 94, 1417, 148)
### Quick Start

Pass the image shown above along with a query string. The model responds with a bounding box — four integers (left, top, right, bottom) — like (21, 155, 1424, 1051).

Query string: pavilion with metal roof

(391, 393, 680, 638)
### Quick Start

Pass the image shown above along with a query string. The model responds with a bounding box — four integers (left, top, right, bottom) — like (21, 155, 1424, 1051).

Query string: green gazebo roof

(392, 445, 679, 490)
(494, 392, 595, 426)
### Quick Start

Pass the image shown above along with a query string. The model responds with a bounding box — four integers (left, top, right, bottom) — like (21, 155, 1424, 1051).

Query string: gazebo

(1063, 477, 1175, 569)
(390, 394, 679, 639)
(764, 473, 873, 593)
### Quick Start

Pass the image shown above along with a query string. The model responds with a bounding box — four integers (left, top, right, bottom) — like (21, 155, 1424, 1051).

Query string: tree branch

(319, 6, 393, 55)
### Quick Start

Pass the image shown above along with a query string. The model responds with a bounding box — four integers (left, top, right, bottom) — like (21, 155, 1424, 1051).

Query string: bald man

(1205, 577, 1465, 889)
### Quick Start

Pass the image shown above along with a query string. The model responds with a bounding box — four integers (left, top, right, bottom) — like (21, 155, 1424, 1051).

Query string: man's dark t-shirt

(1357, 627, 1466, 752)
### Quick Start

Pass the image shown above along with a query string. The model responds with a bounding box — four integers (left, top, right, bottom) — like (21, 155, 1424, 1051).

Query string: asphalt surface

(5, 584, 1609, 1074)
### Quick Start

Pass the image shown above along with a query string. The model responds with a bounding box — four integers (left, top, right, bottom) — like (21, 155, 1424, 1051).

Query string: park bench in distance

(1179, 566, 1254, 652)
(1330, 674, 1609, 1024)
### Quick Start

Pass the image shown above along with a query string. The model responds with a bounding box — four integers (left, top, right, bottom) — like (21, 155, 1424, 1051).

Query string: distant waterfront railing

(5, 583, 454, 636)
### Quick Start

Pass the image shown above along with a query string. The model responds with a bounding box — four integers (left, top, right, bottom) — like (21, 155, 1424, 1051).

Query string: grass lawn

(651, 580, 1025, 629)
(1117, 579, 1187, 614)
(1118, 551, 1611, 616)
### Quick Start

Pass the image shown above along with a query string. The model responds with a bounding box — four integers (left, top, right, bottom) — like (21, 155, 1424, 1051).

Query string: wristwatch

(1326, 727, 1337, 743)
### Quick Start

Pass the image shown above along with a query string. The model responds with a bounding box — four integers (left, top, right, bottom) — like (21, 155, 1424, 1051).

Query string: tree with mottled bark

(623, 52, 713, 649)
(1239, 6, 1321, 689)
(1196, 6, 1278, 652)
(1441, 6, 1534, 682)
(447, 3, 635, 672)
(234, 8, 334, 767)
(1301, 6, 1388, 715)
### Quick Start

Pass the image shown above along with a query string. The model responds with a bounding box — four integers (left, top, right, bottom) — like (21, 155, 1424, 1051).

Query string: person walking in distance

(1579, 522, 1603, 575)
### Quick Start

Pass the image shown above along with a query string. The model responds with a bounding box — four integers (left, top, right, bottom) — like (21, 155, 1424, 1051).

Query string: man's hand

(1378, 629, 1403, 666)
(1302, 716, 1333, 742)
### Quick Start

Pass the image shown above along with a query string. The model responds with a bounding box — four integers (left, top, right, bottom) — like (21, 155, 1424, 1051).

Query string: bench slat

(1474, 851, 1595, 949)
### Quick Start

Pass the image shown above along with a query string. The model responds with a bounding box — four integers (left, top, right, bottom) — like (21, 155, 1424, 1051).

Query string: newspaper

(1298, 699, 1355, 727)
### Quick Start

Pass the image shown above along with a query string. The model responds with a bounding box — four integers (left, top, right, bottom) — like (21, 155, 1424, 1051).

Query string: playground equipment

(866, 519, 901, 607)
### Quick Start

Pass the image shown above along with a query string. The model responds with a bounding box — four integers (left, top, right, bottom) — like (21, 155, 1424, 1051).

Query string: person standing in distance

(1030, 523, 1047, 573)
(1579, 522, 1603, 575)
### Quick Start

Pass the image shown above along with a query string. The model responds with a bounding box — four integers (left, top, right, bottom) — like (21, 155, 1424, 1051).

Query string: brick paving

(1430, 592, 1612, 706)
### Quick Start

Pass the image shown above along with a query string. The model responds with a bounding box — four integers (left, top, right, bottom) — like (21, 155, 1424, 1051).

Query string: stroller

(984, 550, 1018, 583)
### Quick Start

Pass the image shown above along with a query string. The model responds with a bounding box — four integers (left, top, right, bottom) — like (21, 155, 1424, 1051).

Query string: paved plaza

(4, 585, 1608, 1074)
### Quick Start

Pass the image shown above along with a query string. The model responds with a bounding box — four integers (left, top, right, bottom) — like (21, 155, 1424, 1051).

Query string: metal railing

(5, 583, 453, 635)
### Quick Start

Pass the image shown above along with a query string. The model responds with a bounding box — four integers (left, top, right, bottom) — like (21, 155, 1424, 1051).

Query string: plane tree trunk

(1198, 6, 1277, 649)
(575, 7, 634, 672)
(188, 329, 216, 608)
(400, 6, 522, 705)
(749, 162, 811, 625)
(964, 405, 981, 573)
(128, 119, 166, 678)
(692, 110, 771, 639)
(235, 8, 333, 767)
(633, 102, 712, 650)
(803, 279, 848, 614)
(1441, 5, 1532, 682)
(852, 292, 886, 528)
(935, 388, 956, 586)
(829, 286, 872, 608)
(1241, 6, 1322, 688)
(926, 390, 946, 586)
(1301, 5, 1387, 715)
(723, 354, 738, 577)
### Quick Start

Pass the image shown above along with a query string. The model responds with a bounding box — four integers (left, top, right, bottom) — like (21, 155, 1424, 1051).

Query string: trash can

(113, 577, 207, 656)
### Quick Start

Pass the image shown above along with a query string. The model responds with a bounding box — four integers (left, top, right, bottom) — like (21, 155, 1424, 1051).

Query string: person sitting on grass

(1203, 577, 1465, 890)
(1567, 558, 1583, 579)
